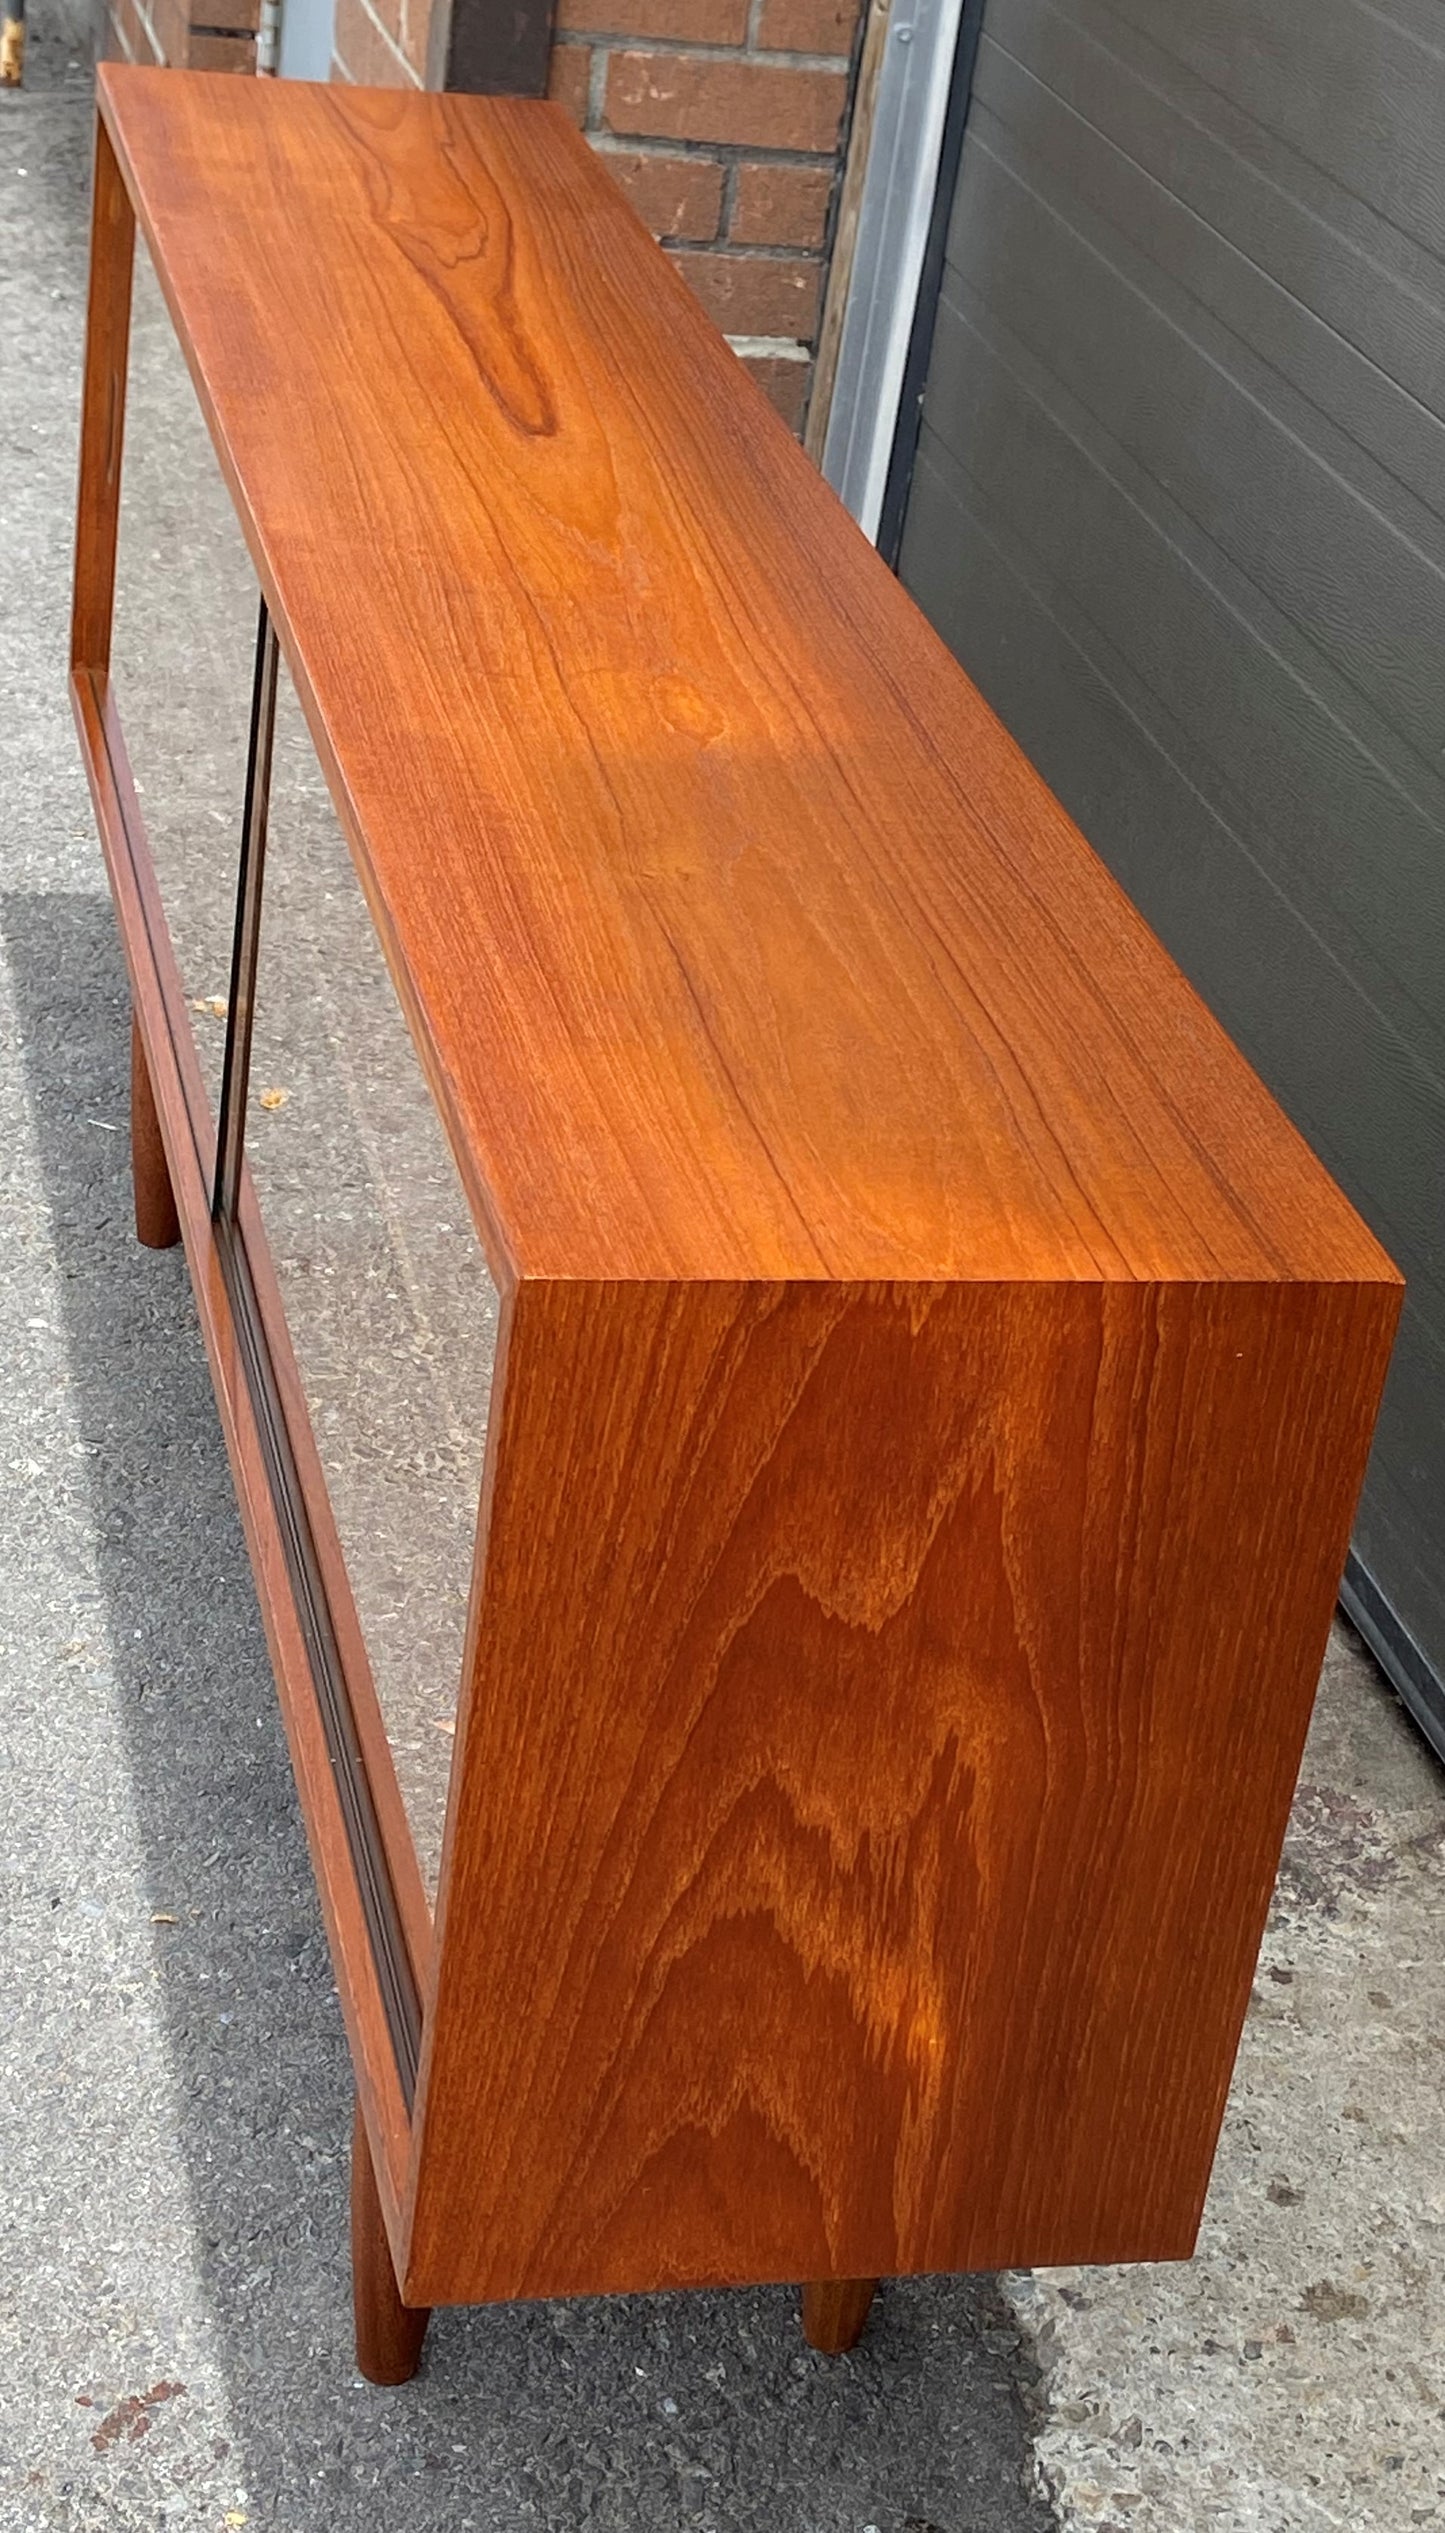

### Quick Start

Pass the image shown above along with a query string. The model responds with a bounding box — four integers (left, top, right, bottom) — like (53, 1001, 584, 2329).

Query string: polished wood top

(98, 67, 1396, 1292)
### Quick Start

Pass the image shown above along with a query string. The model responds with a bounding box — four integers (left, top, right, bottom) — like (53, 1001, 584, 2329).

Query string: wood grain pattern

(80, 71, 1404, 2325)
(406, 1270, 1397, 2303)
(71, 112, 133, 676)
(130, 1011, 180, 1248)
(96, 67, 1392, 1296)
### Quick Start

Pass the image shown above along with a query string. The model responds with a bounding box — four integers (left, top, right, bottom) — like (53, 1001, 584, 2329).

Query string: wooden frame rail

(72, 116, 428, 2252)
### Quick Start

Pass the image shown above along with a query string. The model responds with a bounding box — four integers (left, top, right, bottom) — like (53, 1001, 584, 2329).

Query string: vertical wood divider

(72, 112, 134, 678)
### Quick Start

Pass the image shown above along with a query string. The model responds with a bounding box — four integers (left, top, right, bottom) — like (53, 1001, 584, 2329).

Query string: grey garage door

(895, 0, 1445, 1751)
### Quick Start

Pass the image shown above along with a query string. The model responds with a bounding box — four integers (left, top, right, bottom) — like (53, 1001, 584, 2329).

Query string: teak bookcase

(73, 65, 1401, 2385)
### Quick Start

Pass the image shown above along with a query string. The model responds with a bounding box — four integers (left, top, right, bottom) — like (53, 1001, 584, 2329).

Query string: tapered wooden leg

(351, 2101, 430, 2385)
(801, 2278, 877, 2354)
(130, 1016, 180, 1249)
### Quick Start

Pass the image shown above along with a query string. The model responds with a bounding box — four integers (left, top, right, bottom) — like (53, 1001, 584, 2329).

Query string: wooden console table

(72, 65, 1401, 2384)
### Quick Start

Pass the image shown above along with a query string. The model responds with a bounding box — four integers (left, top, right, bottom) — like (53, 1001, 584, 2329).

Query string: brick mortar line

(586, 137, 834, 251)
(554, 30, 852, 69)
(587, 132, 836, 169)
(668, 237, 822, 261)
(724, 333, 811, 356)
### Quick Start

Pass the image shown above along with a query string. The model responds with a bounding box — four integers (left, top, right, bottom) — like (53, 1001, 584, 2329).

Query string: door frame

(816, 0, 986, 554)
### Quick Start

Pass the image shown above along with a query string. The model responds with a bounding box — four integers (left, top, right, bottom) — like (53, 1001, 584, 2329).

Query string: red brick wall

(545, 0, 857, 427)
(104, 0, 256, 70)
(103, 0, 864, 430)
(331, 0, 427, 83)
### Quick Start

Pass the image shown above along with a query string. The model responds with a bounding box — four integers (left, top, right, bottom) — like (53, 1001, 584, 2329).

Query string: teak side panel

(406, 1273, 1398, 2305)
(95, 67, 1393, 1295)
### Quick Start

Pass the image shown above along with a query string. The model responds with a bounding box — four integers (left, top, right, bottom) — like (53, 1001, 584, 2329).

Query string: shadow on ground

(1, 878, 1053, 2530)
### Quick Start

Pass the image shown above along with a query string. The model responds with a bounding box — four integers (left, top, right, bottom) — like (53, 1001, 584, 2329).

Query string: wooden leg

(130, 1016, 180, 1250)
(351, 2100, 430, 2385)
(801, 2277, 877, 2354)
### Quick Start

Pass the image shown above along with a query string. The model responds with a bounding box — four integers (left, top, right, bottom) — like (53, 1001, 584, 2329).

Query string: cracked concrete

(1006, 1631, 1445, 2533)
